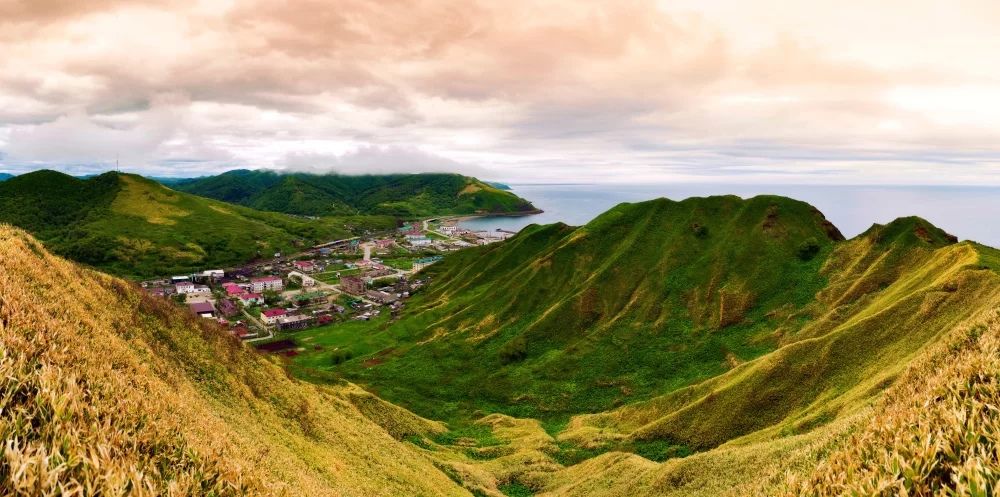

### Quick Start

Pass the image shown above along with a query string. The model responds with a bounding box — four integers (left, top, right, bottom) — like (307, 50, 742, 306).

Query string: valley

(2, 181, 998, 496)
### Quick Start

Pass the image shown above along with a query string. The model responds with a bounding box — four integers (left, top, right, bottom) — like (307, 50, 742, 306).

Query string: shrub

(331, 349, 354, 365)
(499, 336, 528, 364)
(796, 238, 821, 261)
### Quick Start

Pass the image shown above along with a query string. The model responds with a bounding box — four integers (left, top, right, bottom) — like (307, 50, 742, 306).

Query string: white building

(175, 282, 211, 295)
(251, 276, 284, 293)
(409, 236, 432, 247)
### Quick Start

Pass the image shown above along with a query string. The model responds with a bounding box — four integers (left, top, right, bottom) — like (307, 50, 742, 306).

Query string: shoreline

(441, 208, 545, 223)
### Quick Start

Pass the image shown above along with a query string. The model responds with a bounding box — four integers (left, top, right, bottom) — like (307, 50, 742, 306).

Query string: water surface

(460, 184, 1000, 247)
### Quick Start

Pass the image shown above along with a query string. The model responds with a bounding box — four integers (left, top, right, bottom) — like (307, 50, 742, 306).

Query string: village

(140, 218, 517, 341)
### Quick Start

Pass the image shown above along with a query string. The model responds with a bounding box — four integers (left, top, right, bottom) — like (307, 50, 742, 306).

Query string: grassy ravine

(270, 195, 1000, 494)
(0, 226, 466, 496)
(305, 196, 849, 422)
(0, 170, 395, 277)
(173, 169, 539, 217)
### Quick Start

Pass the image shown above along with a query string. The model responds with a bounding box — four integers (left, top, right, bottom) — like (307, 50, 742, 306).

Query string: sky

(2, 0, 1000, 184)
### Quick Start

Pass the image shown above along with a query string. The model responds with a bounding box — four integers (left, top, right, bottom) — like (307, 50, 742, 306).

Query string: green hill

(276, 195, 1000, 488)
(0, 225, 470, 495)
(172, 169, 539, 217)
(311, 196, 848, 421)
(0, 170, 395, 277)
(2, 195, 998, 496)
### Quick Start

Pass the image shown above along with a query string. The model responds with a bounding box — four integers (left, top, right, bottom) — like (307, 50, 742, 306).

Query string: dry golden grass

(784, 311, 1000, 496)
(0, 226, 467, 496)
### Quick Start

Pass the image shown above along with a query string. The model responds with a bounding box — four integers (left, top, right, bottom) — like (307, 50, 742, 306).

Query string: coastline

(443, 208, 545, 223)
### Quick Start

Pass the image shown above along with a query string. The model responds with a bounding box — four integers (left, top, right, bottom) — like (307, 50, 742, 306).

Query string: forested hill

(0, 170, 394, 277)
(171, 169, 539, 217)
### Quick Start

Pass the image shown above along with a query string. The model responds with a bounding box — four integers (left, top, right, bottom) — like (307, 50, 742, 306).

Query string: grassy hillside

(0, 225, 468, 495)
(261, 195, 1000, 495)
(172, 169, 539, 217)
(0, 170, 395, 277)
(2, 201, 998, 496)
(291, 196, 851, 421)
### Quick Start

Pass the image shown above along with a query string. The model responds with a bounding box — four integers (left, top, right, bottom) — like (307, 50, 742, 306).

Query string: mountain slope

(304, 195, 851, 420)
(0, 225, 468, 495)
(0, 170, 395, 277)
(270, 196, 1000, 495)
(172, 169, 539, 217)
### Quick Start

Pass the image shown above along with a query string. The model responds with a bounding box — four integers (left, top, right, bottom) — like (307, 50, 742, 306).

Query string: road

(242, 308, 273, 342)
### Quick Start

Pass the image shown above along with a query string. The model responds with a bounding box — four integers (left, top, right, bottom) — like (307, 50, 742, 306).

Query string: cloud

(280, 146, 491, 177)
(0, 0, 999, 184)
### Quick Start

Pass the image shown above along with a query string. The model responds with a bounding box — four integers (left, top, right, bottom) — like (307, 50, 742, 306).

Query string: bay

(460, 184, 1000, 247)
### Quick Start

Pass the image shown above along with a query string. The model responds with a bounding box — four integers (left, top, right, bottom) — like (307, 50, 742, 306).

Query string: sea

(459, 184, 1000, 248)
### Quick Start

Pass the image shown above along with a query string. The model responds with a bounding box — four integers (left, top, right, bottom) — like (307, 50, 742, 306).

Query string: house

(292, 260, 316, 272)
(341, 276, 366, 295)
(440, 225, 458, 234)
(412, 255, 443, 272)
(223, 283, 245, 296)
(293, 291, 327, 305)
(261, 308, 287, 325)
(217, 299, 239, 317)
(188, 301, 216, 318)
(288, 271, 318, 287)
(251, 275, 284, 293)
(366, 290, 398, 305)
(408, 236, 432, 247)
(174, 281, 195, 294)
(276, 314, 315, 331)
(239, 293, 264, 306)
(231, 322, 250, 338)
(200, 269, 225, 280)
(375, 238, 395, 249)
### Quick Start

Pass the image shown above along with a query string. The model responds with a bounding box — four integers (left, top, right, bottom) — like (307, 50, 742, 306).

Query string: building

(176, 281, 211, 295)
(365, 290, 398, 305)
(223, 283, 245, 296)
(408, 236, 432, 247)
(216, 299, 239, 317)
(293, 291, 327, 306)
(440, 225, 458, 234)
(261, 308, 287, 325)
(188, 301, 216, 318)
(199, 269, 225, 280)
(239, 293, 264, 306)
(341, 276, 366, 295)
(412, 255, 443, 272)
(292, 260, 316, 272)
(375, 238, 395, 249)
(288, 271, 318, 287)
(251, 275, 284, 293)
(276, 314, 315, 331)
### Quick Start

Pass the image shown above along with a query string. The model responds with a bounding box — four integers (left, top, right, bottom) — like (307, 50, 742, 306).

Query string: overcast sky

(2, 0, 1000, 184)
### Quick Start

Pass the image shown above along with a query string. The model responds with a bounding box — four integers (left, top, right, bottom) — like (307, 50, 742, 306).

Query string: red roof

(188, 302, 215, 314)
(241, 292, 263, 300)
(225, 285, 245, 295)
(262, 308, 287, 318)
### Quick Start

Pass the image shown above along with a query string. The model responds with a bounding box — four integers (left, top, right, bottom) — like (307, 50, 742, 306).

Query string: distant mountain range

(0, 170, 395, 277)
(170, 169, 539, 217)
(0, 172, 13, 181)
